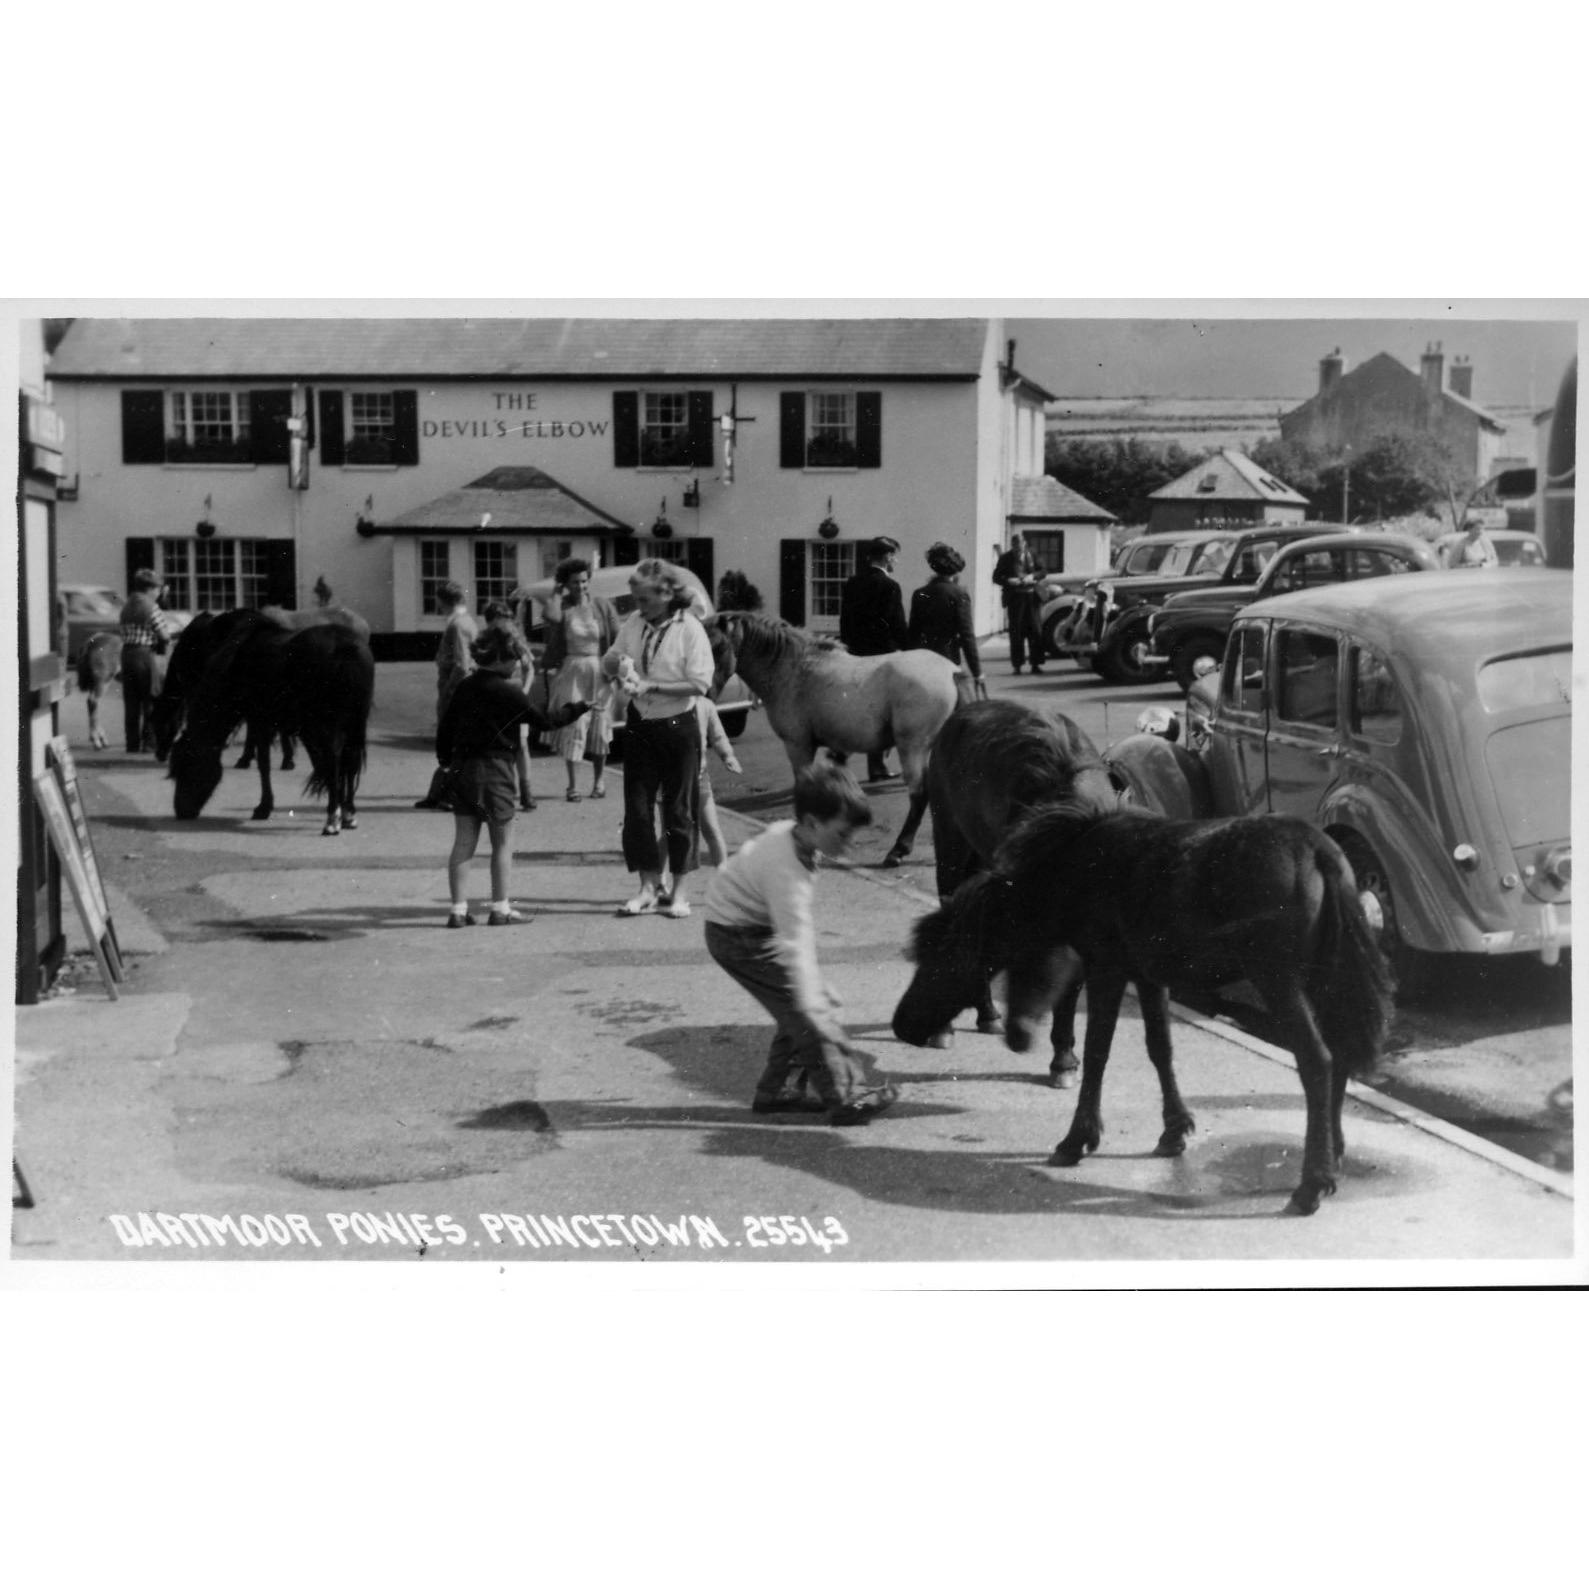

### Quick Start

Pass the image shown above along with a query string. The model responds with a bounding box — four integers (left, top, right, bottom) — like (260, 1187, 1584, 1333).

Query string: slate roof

(1283, 351, 1506, 434)
(1149, 448, 1309, 505)
(1009, 475, 1116, 522)
(383, 466, 631, 534)
(47, 318, 989, 381)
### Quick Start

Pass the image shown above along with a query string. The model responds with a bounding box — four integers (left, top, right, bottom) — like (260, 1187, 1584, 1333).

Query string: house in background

(1006, 475, 1115, 574)
(1280, 345, 1511, 484)
(1144, 448, 1309, 533)
(45, 318, 1053, 654)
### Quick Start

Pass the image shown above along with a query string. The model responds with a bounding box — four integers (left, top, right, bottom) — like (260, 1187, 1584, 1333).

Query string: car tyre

(1338, 834, 1424, 995)
(1097, 619, 1169, 686)
(1170, 633, 1226, 696)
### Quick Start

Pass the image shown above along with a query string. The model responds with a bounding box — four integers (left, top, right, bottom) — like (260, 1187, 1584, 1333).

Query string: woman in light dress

(542, 557, 621, 801)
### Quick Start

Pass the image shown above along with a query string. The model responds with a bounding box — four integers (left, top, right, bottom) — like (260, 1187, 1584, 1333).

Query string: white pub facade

(46, 317, 1082, 656)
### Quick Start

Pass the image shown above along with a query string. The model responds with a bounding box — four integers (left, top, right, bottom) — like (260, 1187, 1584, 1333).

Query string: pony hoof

(1049, 1142, 1087, 1168)
(1154, 1135, 1189, 1158)
(926, 1030, 954, 1050)
(342, 816, 357, 830)
(250, 807, 272, 821)
(975, 1015, 1004, 1035)
(282, 760, 296, 772)
(880, 853, 904, 870)
(1049, 1067, 1079, 1090)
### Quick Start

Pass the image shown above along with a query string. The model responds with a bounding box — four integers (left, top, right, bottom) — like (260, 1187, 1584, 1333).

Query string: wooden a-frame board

(33, 768, 121, 999)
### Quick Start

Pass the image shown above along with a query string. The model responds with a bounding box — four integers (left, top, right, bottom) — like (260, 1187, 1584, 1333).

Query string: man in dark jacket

(993, 532, 1046, 674)
(838, 536, 906, 780)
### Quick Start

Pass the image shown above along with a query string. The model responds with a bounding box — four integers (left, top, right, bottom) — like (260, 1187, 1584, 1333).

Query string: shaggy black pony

(894, 797, 1394, 1215)
(152, 610, 295, 772)
(168, 613, 374, 835)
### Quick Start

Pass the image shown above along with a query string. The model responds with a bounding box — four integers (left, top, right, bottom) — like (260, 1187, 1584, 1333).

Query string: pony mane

(992, 795, 1111, 883)
(908, 871, 1012, 967)
(720, 610, 847, 666)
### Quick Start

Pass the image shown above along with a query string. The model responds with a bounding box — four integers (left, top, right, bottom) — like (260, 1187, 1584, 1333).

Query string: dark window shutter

(125, 538, 156, 593)
(392, 390, 419, 465)
(688, 390, 715, 469)
(265, 540, 297, 607)
(613, 391, 639, 467)
(684, 537, 715, 595)
(318, 389, 345, 466)
(610, 534, 640, 568)
(779, 540, 807, 626)
(250, 389, 293, 464)
(856, 391, 882, 468)
(121, 390, 166, 464)
(780, 392, 806, 468)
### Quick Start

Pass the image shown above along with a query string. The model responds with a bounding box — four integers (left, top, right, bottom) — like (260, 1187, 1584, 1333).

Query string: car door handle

(1314, 745, 1341, 759)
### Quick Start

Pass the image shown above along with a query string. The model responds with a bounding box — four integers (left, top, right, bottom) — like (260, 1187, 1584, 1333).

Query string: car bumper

(1469, 900, 1571, 965)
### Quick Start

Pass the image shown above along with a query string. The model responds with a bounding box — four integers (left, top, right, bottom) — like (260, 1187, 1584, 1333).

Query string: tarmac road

(8, 656, 1576, 1274)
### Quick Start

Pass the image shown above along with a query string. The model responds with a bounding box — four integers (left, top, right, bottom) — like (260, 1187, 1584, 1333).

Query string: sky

(1007, 314, 1580, 409)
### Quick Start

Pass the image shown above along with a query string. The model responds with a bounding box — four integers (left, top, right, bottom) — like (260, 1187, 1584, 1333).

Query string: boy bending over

(702, 762, 899, 1125)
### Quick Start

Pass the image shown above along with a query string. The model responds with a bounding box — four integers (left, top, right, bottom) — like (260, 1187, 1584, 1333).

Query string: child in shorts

(702, 762, 900, 1125)
(437, 625, 585, 927)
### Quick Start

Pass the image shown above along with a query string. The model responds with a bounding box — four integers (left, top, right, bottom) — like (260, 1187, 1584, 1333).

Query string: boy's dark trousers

(704, 921, 869, 1105)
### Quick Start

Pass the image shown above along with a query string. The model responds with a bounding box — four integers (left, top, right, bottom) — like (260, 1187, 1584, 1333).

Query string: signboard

(33, 772, 121, 999)
(48, 738, 114, 930)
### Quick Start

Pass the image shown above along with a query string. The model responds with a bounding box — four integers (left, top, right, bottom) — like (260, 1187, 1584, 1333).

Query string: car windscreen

(1497, 541, 1546, 566)
(1185, 542, 1234, 577)
(1476, 649, 1572, 714)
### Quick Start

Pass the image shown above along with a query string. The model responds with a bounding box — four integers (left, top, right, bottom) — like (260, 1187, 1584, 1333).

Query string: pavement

(6, 669, 1580, 1278)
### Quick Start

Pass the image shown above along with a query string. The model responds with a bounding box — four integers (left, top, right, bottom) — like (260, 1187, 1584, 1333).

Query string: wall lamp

(356, 495, 377, 537)
(817, 496, 841, 540)
(196, 493, 217, 540)
(652, 498, 672, 536)
(681, 478, 701, 509)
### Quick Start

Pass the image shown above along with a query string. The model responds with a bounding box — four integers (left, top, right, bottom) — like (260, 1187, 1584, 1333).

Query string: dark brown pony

(169, 614, 374, 835)
(894, 798, 1394, 1215)
(923, 699, 1117, 1078)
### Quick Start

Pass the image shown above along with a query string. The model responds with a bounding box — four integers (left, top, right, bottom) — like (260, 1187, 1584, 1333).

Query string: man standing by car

(994, 532, 1046, 674)
(839, 536, 906, 781)
(117, 568, 174, 753)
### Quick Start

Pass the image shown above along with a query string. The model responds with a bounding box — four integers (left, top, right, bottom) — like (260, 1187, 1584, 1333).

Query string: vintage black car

(1051, 523, 1338, 685)
(1145, 530, 1440, 693)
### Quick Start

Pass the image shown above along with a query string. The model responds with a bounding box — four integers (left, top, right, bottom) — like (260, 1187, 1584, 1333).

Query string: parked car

(1178, 568, 1571, 973)
(512, 564, 757, 739)
(1146, 531, 1440, 694)
(1432, 528, 1547, 568)
(60, 583, 192, 663)
(1033, 530, 1218, 656)
(1052, 523, 1341, 685)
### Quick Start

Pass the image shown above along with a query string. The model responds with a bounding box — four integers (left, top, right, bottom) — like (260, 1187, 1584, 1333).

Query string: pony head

(892, 874, 1016, 1047)
(168, 732, 224, 819)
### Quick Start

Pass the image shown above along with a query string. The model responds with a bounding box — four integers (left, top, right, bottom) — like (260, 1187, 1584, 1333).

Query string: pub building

(45, 316, 1102, 656)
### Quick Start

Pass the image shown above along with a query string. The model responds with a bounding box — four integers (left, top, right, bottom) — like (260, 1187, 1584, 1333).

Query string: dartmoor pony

(169, 615, 375, 835)
(923, 699, 1116, 1078)
(712, 610, 960, 866)
(894, 798, 1394, 1215)
(76, 632, 124, 750)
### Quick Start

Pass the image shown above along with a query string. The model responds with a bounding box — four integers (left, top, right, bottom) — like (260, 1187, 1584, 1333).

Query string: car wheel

(1098, 620, 1168, 686)
(1041, 607, 1072, 659)
(1170, 633, 1225, 695)
(1338, 834, 1421, 991)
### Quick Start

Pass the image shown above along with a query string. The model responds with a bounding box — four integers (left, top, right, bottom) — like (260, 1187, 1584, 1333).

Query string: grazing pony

(76, 632, 124, 750)
(169, 615, 375, 835)
(894, 798, 1394, 1215)
(712, 610, 960, 865)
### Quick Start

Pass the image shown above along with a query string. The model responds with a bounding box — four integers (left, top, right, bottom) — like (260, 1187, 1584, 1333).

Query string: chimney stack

(1449, 356, 1473, 400)
(1318, 347, 1345, 393)
(1421, 341, 1446, 400)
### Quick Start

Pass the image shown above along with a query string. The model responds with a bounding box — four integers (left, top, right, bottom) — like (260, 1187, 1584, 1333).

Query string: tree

(1045, 437, 1212, 522)
(1323, 433, 1462, 523)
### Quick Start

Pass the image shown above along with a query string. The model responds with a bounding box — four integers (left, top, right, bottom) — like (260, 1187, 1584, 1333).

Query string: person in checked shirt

(117, 568, 175, 752)
(703, 761, 900, 1126)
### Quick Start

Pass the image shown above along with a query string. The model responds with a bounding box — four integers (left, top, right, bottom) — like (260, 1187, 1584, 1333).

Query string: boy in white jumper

(703, 763, 899, 1125)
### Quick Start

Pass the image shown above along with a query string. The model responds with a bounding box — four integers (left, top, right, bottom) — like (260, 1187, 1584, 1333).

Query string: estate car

(1185, 569, 1571, 969)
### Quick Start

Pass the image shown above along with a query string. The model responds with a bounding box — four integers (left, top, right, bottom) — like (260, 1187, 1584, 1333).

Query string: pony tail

(1310, 845, 1396, 1077)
